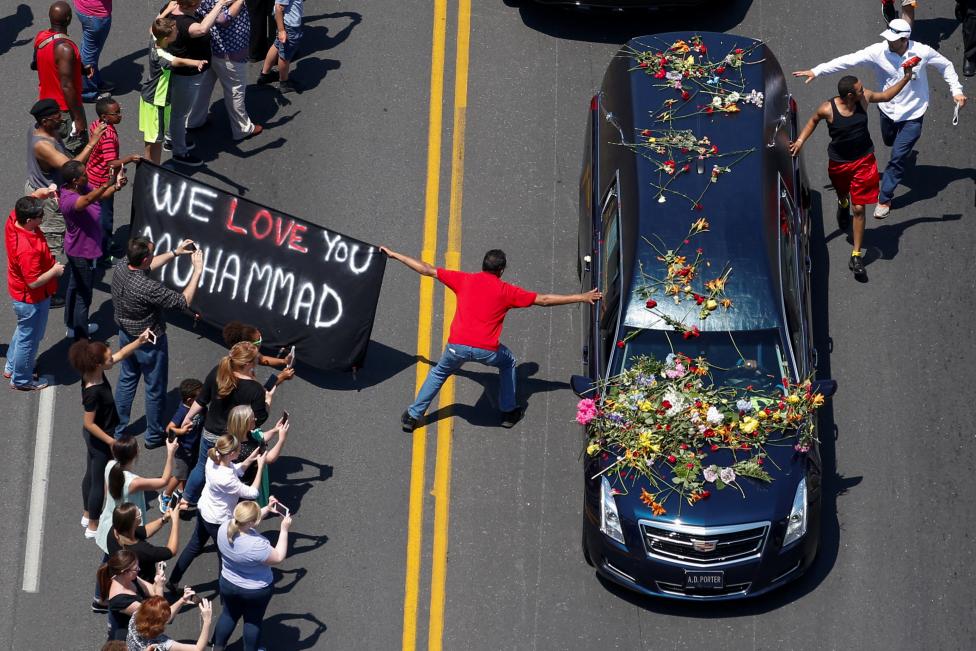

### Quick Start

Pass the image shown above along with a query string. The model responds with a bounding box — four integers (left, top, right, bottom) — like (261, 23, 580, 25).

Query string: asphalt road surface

(0, 1, 974, 650)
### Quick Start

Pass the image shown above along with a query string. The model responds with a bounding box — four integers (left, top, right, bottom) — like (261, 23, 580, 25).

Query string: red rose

(639, 61, 649, 68)
(679, 443, 688, 450)
(667, 455, 677, 463)
(681, 90, 691, 101)
(641, 129, 652, 136)
(694, 203, 703, 211)
(710, 145, 718, 154)
(710, 444, 720, 452)
(715, 65, 726, 74)
(682, 326, 701, 340)
(740, 443, 750, 449)
(694, 400, 702, 407)
(757, 457, 764, 466)
(705, 106, 714, 115)
(686, 463, 694, 469)
(616, 340, 625, 348)
(700, 490, 711, 499)
(645, 299, 658, 309)
(694, 293, 705, 305)
(654, 69, 666, 79)
(696, 247, 703, 254)
(680, 147, 689, 153)
(681, 164, 690, 173)
(734, 48, 744, 54)
(778, 401, 786, 409)
(661, 400, 672, 409)
(704, 428, 714, 437)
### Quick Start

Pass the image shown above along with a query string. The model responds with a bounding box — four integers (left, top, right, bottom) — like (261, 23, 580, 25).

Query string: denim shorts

(274, 26, 302, 61)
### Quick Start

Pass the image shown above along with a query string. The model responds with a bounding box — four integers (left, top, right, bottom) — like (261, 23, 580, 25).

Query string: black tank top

(826, 98, 873, 162)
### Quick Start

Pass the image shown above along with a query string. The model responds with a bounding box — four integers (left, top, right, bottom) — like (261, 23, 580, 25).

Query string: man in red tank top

(34, 2, 89, 156)
(382, 247, 602, 430)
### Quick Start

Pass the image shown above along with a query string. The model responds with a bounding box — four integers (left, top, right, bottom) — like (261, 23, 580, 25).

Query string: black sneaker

(172, 153, 204, 167)
(163, 138, 195, 152)
(257, 71, 277, 85)
(849, 253, 866, 277)
(882, 0, 898, 23)
(50, 296, 65, 309)
(278, 79, 300, 94)
(401, 411, 419, 433)
(144, 438, 165, 450)
(91, 599, 108, 614)
(836, 197, 851, 231)
(500, 408, 524, 429)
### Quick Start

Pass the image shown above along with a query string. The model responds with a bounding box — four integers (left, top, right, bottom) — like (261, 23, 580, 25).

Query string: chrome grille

(656, 580, 751, 598)
(639, 520, 769, 567)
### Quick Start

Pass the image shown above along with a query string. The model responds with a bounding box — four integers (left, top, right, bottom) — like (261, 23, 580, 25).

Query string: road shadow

(223, 612, 327, 650)
(589, 189, 857, 613)
(505, 0, 751, 43)
(99, 47, 146, 96)
(0, 4, 33, 57)
(291, 56, 341, 92)
(911, 17, 961, 51)
(268, 456, 333, 514)
(422, 361, 571, 428)
(892, 164, 975, 209)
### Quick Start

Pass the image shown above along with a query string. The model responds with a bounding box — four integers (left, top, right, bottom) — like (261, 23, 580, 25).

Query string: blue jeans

(169, 513, 221, 586)
(65, 256, 95, 335)
(5, 299, 50, 387)
(114, 329, 169, 442)
(878, 112, 924, 205)
(183, 431, 217, 505)
(214, 576, 273, 651)
(99, 195, 115, 256)
(408, 343, 517, 418)
(77, 12, 111, 101)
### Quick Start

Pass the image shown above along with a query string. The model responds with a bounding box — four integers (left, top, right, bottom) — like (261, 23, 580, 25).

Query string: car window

(599, 184, 621, 368)
(779, 185, 803, 364)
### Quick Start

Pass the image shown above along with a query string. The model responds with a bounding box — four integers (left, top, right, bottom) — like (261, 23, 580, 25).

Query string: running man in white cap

(793, 18, 966, 218)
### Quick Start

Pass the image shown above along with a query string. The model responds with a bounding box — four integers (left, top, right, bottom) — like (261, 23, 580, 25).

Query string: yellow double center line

(402, 1, 472, 650)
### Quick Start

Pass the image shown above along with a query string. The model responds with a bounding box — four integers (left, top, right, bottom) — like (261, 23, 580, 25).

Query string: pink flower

(576, 398, 599, 425)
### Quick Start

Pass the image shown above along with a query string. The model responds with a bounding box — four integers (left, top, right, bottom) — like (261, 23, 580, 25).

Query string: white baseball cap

(881, 18, 912, 42)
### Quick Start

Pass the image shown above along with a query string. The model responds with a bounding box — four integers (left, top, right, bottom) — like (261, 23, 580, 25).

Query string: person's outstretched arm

(533, 288, 602, 307)
(380, 246, 437, 277)
(789, 101, 831, 157)
(793, 46, 876, 83)
(925, 48, 967, 107)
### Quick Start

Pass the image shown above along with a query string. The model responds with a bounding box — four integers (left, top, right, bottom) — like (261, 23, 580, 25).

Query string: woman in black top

(790, 60, 917, 277)
(179, 342, 275, 507)
(106, 502, 181, 584)
(69, 331, 151, 540)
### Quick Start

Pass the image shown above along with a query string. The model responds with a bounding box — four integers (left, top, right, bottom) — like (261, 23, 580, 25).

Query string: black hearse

(574, 32, 837, 600)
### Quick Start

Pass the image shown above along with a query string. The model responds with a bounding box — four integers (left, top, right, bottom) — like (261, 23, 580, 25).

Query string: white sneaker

(873, 203, 891, 219)
(84, 528, 97, 540)
(81, 516, 90, 528)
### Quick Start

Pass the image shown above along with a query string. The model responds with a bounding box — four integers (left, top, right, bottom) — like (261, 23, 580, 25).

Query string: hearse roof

(601, 32, 788, 334)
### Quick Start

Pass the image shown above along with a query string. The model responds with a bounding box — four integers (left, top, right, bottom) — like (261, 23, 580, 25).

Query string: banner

(130, 162, 386, 371)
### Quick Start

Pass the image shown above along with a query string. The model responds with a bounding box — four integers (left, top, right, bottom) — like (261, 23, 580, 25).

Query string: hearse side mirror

(811, 378, 838, 398)
(570, 375, 597, 398)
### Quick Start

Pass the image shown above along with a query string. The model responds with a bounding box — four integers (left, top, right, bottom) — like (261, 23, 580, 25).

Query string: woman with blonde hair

(180, 341, 273, 509)
(166, 431, 265, 590)
(213, 500, 292, 651)
(227, 404, 290, 507)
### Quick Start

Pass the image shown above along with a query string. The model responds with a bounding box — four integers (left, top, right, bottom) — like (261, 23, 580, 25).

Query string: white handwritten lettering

(187, 186, 217, 223)
(151, 174, 187, 216)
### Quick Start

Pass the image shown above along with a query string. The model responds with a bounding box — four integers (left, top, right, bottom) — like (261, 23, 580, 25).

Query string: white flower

(706, 406, 724, 425)
(726, 91, 740, 104)
(736, 398, 753, 413)
(711, 95, 723, 108)
(662, 389, 686, 416)
(666, 70, 682, 81)
(703, 466, 719, 483)
(719, 467, 736, 484)
(689, 410, 701, 423)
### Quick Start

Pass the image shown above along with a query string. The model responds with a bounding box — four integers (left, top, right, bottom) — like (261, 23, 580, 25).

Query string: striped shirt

(111, 262, 187, 337)
(86, 119, 118, 186)
(139, 44, 176, 107)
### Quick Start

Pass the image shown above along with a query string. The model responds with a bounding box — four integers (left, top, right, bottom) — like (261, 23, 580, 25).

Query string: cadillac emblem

(691, 539, 718, 553)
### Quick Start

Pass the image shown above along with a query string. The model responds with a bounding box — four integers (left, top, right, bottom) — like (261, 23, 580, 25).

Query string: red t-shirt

(437, 269, 537, 351)
(5, 212, 58, 303)
(86, 119, 119, 186)
(35, 30, 82, 111)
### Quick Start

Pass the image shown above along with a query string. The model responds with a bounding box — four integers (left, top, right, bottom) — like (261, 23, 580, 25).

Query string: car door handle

(583, 255, 592, 273)
(804, 255, 812, 273)
(582, 344, 589, 364)
(812, 347, 819, 369)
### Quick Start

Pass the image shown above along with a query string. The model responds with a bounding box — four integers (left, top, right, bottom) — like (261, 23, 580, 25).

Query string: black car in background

(573, 32, 837, 600)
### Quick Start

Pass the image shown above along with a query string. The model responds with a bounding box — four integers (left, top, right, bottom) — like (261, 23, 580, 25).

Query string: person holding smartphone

(107, 502, 182, 584)
(227, 404, 289, 507)
(166, 433, 264, 591)
(212, 500, 291, 650)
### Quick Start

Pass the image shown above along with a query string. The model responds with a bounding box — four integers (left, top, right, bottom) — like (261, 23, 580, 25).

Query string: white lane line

(22, 386, 56, 592)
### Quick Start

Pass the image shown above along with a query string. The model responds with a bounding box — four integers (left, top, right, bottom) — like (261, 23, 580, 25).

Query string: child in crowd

(161, 378, 205, 512)
(138, 17, 208, 163)
(85, 97, 140, 265)
(257, 0, 304, 93)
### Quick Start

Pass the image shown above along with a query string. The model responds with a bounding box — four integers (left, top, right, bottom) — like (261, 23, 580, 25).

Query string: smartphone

(286, 345, 296, 368)
(155, 561, 167, 575)
(281, 410, 289, 425)
(263, 373, 278, 391)
(167, 430, 177, 443)
(184, 241, 197, 252)
(257, 440, 268, 455)
(270, 501, 289, 517)
(187, 593, 201, 605)
(146, 329, 157, 345)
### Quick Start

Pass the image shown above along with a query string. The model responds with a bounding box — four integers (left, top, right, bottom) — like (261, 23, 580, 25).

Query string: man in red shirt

(34, 1, 89, 155)
(382, 247, 601, 430)
(4, 195, 65, 390)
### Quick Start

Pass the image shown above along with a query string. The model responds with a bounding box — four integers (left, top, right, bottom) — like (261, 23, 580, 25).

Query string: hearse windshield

(610, 328, 789, 393)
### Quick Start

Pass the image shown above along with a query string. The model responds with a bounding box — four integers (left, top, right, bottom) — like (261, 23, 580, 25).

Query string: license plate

(684, 570, 724, 589)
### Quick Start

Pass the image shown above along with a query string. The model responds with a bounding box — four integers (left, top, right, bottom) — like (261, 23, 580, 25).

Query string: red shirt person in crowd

(381, 247, 602, 430)
(34, 1, 89, 156)
(4, 195, 65, 390)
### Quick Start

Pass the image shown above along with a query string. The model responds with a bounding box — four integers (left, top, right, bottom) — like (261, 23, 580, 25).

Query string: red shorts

(827, 153, 880, 206)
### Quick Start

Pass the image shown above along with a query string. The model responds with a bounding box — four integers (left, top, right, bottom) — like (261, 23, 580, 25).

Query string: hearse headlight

(783, 477, 807, 547)
(600, 476, 625, 544)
